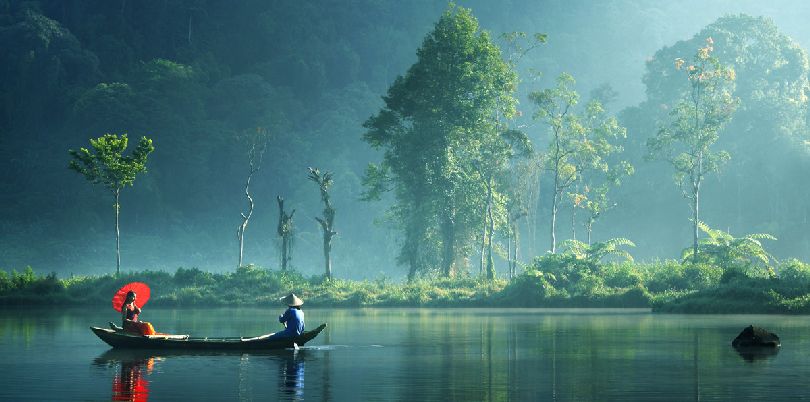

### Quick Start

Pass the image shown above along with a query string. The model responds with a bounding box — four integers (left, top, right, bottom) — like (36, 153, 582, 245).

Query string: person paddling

(269, 293, 305, 339)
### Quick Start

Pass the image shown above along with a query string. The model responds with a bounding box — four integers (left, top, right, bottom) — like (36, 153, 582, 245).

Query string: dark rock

(732, 325, 780, 348)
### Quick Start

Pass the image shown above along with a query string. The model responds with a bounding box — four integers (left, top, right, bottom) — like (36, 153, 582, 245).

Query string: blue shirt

(278, 307, 305, 336)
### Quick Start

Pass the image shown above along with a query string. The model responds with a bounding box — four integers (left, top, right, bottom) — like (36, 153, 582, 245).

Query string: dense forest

(2, 0, 810, 289)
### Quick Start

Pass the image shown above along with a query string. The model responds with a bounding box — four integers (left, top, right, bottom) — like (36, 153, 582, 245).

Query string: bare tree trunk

(571, 199, 577, 241)
(281, 232, 289, 270)
(692, 180, 700, 263)
(236, 173, 254, 269)
(322, 228, 332, 278)
(276, 196, 295, 271)
(309, 168, 336, 280)
(315, 217, 336, 279)
(407, 244, 419, 282)
(479, 213, 486, 276)
(550, 142, 561, 254)
(237, 141, 264, 269)
(507, 226, 513, 280)
(485, 178, 495, 279)
(187, 14, 193, 45)
(115, 188, 121, 276)
(441, 209, 456, 278)
(551, 191, 559, 254)
(512, 220, 520, 278)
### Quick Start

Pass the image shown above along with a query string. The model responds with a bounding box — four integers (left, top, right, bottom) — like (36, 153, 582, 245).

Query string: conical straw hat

(281, 293, 304, 307)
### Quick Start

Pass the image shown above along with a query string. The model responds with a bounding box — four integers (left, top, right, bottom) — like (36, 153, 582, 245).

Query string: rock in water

(732, 325, 780, 348)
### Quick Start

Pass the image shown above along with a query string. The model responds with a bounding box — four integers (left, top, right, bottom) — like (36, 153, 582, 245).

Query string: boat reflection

(93, 348, 309, 400)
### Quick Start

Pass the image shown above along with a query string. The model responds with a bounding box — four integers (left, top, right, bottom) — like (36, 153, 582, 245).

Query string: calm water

(2, 307, 810, 401)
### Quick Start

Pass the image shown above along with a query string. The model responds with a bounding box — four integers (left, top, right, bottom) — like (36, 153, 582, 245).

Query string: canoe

(90, 323, 327, 350)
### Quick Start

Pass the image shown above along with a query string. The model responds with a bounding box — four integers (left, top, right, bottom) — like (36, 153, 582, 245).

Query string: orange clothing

(124, 320, 156, 336)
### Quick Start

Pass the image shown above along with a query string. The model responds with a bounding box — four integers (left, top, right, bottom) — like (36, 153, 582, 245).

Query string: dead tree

(308, 167, 336, 280)
(236, 137, 266, 269)
(276, 195, 295, 271)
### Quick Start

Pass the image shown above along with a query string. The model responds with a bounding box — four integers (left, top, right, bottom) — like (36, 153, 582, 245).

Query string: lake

(1, 307, 809, 401)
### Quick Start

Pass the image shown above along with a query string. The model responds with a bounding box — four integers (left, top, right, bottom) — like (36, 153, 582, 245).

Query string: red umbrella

(112, 282, 151, 312)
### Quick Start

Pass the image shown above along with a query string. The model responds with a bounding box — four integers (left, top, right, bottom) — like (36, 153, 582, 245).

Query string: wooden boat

(90, 323, 327, 350)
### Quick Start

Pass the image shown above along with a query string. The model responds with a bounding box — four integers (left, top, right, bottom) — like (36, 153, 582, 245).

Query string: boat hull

(90, 323, 327, 350)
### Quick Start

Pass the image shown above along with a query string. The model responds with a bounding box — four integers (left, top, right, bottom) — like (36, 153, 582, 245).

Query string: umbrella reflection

(112, 357, 153, 401)
(94, 350, 155, 402)
(94, 348, 309, 400)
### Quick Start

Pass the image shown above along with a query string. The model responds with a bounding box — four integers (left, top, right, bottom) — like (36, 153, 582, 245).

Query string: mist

(2, 0, 810, 280)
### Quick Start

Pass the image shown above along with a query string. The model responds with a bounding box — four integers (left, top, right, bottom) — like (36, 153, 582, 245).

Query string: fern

(560, 238, 635, 264)
(683, 221, 777, 270)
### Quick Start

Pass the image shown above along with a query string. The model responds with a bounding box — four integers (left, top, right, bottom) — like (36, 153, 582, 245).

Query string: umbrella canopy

(112, 282, 151, 312)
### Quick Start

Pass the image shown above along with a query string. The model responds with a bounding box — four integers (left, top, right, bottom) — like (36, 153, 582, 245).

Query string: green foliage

(68, 133, 155, 274)
(68, 134, 154, 193)
(362, 4, 520, 278)
(530, 74, 632, 250)
(560, 238, 636, 264)
(682, 221, 777, 271)
(173, 267, 216, 287)
(777, 259, 810, 288)
(1, 260, 810, 313)
(646, 37, 740, 259)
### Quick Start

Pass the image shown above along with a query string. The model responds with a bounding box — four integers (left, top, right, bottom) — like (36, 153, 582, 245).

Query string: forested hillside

(2, 0, 810, 280)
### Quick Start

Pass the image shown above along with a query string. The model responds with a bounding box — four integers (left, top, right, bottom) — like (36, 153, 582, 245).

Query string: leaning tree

(235, 130, 267, 269)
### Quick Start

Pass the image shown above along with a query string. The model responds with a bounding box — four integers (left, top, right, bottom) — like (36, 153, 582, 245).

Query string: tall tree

(276, 195, 295, 271)
(308, 167, 336, 280)
(363, 5, 518, 279)
(530, 73, 581, 254)
(236, 129, 267, 269)
(68, 134, 154, 275)
(647, 37, 739, 261)
(568, 99, 633, 245)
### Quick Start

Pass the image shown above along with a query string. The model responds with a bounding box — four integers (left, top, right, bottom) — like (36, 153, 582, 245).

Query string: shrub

(602, 262, 643, 288)
(174, 267, 216, 287)
(682, 263, 722, 290)
(0, 270, 10, 293)
(778, 259, 810, 287)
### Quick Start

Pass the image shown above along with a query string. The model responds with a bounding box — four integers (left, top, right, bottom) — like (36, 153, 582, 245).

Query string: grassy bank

(3, 258, 810, 313)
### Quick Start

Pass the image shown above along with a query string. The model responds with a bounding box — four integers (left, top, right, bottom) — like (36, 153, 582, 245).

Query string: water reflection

(93, 348, 309, 401)
(279, 350, 305, 399)
(733, 346, 780, 363)
(94, 350, 154, 402)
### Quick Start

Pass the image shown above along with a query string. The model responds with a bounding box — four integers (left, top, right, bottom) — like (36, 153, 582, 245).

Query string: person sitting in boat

(121, 290, 156, 336)
(269, 293, 305, 339)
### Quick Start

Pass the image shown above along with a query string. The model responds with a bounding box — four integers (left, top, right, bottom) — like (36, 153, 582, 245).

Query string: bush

(778, 259, 810, 287)
(682, 263, 722, 290)
(0, 270, 10, 293)
(174, 267, 216, 287)
(602, 262, 643, 288)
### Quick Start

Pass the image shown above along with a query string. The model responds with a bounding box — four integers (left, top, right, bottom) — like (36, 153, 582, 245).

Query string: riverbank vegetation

(4, 252, 810, 313)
